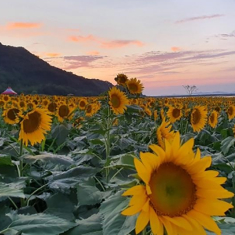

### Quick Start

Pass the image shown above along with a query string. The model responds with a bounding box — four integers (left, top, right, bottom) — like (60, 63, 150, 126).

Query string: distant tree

(183, 85, 198, 95)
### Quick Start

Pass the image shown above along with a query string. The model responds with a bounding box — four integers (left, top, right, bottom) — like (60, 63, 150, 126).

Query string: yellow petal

(135, 209, 150, 234)
(196, 187, 234, 199)
(122, 185, 146, 196)
(183, 215, 207, 235)
(177, 138, 194, 159)
(149, 207, 163, 235)
(194, 198, 233, 216)
(188, 156, 212, 174)
(159, 216, 177, 235)
(187, 210, 221, 235)
(140, 152, 159, 172)
(149, 144, 165, 159)
(129, 193, 147, 207)
(164, 216, 192, 231)
(134, 158, 150, 184)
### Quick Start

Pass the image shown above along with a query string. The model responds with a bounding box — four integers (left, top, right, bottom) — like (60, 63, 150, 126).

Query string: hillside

(0, 42, 113, 96)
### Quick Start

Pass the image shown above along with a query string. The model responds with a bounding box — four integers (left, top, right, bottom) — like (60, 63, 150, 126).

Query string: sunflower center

(128, 83, 138, 92)
(149, 162, 196, 217)
(59, 105, 69, 117)
(23, 111, 41, 133)
(48, 102, 57, 112)
(192, 108, 201, 124)
(80, 101, 86, 107)
(228, 106, 233, 116)
(111, 94, 121, 108)
(172, 108, 180, 118)
(210, 113, 215, 123)
(7, 108, 19, 121)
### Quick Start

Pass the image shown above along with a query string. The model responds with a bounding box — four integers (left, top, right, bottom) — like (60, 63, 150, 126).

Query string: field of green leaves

(1, 75, 235, 235)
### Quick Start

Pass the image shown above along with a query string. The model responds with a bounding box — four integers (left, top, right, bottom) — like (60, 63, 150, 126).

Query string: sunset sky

(0, 0, 235, 95)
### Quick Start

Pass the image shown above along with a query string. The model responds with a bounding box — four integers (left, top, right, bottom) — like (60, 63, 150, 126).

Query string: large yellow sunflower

(122, 132, 234, 235)
(208, 110, 218, 128)
(167, 106, 182, 123)
(190, 106, 207, 132)
(156, 118, 175, 149)
(108, 87, 129, 115)
(19, 108, 52, 146)
(126, 78, 144, 95)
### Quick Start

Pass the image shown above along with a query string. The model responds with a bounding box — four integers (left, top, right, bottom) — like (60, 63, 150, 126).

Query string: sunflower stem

(142, 228, 147, 235)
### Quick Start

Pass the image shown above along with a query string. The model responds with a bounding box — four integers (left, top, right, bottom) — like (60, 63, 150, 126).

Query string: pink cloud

(6, 22, 42, 30)
(101, 40, 144, 48)
(46, 53, 61, 57)
(68, 34, 144, 49)
(68, 35, 96, 42)
(176, 14, 224, 24)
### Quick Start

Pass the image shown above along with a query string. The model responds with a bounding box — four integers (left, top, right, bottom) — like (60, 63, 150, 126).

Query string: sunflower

(122, 132, 234, 235)
(85, 103, 96, 117)
(78, 98, 88, 110)
(56, 103, 74, 122)
(227, 105, 235, 120)
(108, 87, 129, 115)
(156, 118, 175, 149)
(190, 106, 207, 132)
(47, 101, 57, 114)
(126, 78, 143, 95)
(208, 110, 218, 128)
(115, 73, 128, 86)
(3, 108, 21, 125)
(19, 108, 52, 146)
(167, 106, 182, 123)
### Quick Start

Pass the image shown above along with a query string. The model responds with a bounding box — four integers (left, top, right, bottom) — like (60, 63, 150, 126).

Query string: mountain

(0, 42, 113, 96)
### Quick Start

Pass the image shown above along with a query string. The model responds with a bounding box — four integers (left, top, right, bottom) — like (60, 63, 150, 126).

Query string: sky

(0, 0, 235, 96)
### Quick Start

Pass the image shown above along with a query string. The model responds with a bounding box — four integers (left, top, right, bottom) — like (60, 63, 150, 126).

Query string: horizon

(0, 0, 234, 96)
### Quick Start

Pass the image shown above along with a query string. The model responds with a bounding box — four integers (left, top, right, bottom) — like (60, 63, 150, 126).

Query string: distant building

(1, 87, 17, 95)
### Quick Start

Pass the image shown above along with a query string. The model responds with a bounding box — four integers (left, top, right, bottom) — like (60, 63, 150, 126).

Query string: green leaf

(221, 136, 235, 155)
(77, 179, 110, 206)
(24, 153, 74, 166)
(45, 193, 75, 220)
(1, 213, 75, 235)
(111, 154, 135, 169)
(64, 214, 102, 235)
(51, 124, 70, 146)
(0, 181, 25, 200)
(48, 166, 100, 192)
(0, 155, 13, 166)
(100, 191, 137, 235)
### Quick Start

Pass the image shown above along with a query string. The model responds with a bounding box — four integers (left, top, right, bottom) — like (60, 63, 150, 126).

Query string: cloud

(62, 55, 106, 70)
(101, 40, 144, 48)
(6, 22, 42, 30)
(46, 53, 61, 57)
(171, 47, 181, 52)
(87, 51, 100, 55)
(176, 14, 224, 24)
(218, 30, 235, 39)
(68, 35, 96, 42)
(68, 34, 144, 49)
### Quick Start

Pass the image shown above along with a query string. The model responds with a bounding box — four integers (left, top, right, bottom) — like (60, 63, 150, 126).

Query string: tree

(183, 85, 198, 95)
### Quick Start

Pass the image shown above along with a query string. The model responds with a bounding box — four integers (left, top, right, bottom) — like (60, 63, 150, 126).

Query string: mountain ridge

(0, 42, 113, 96)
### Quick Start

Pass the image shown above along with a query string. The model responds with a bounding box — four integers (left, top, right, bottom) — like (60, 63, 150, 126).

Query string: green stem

(26, 183, 49, 206)
(142, 228, 147, 235)
(94, 176, 105, 191)
(8, 197, 18, 209)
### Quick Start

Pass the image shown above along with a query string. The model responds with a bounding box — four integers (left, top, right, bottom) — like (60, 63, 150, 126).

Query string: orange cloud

(171, 47, 181, 52)
(87, 51, 100, 55)
(68, 34, 144, 49)
(46, 53, 61, 57)
(68, 35, 96, 42)
(101, 40, 144, 48)
(6, 22, 42, 30)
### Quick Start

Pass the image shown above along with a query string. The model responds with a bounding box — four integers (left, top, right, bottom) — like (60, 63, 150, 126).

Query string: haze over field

(0, 0, 235, 96)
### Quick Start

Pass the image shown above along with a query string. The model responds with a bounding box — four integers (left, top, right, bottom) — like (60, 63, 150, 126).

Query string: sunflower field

(1, 74, 235, 235)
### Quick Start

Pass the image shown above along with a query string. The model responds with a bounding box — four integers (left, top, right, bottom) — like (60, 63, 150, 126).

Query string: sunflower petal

(149, 207, 163, 235)
(122, 185, 146, 196)
(134, 158, 150, 184)
(135, 209, 150, 234)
